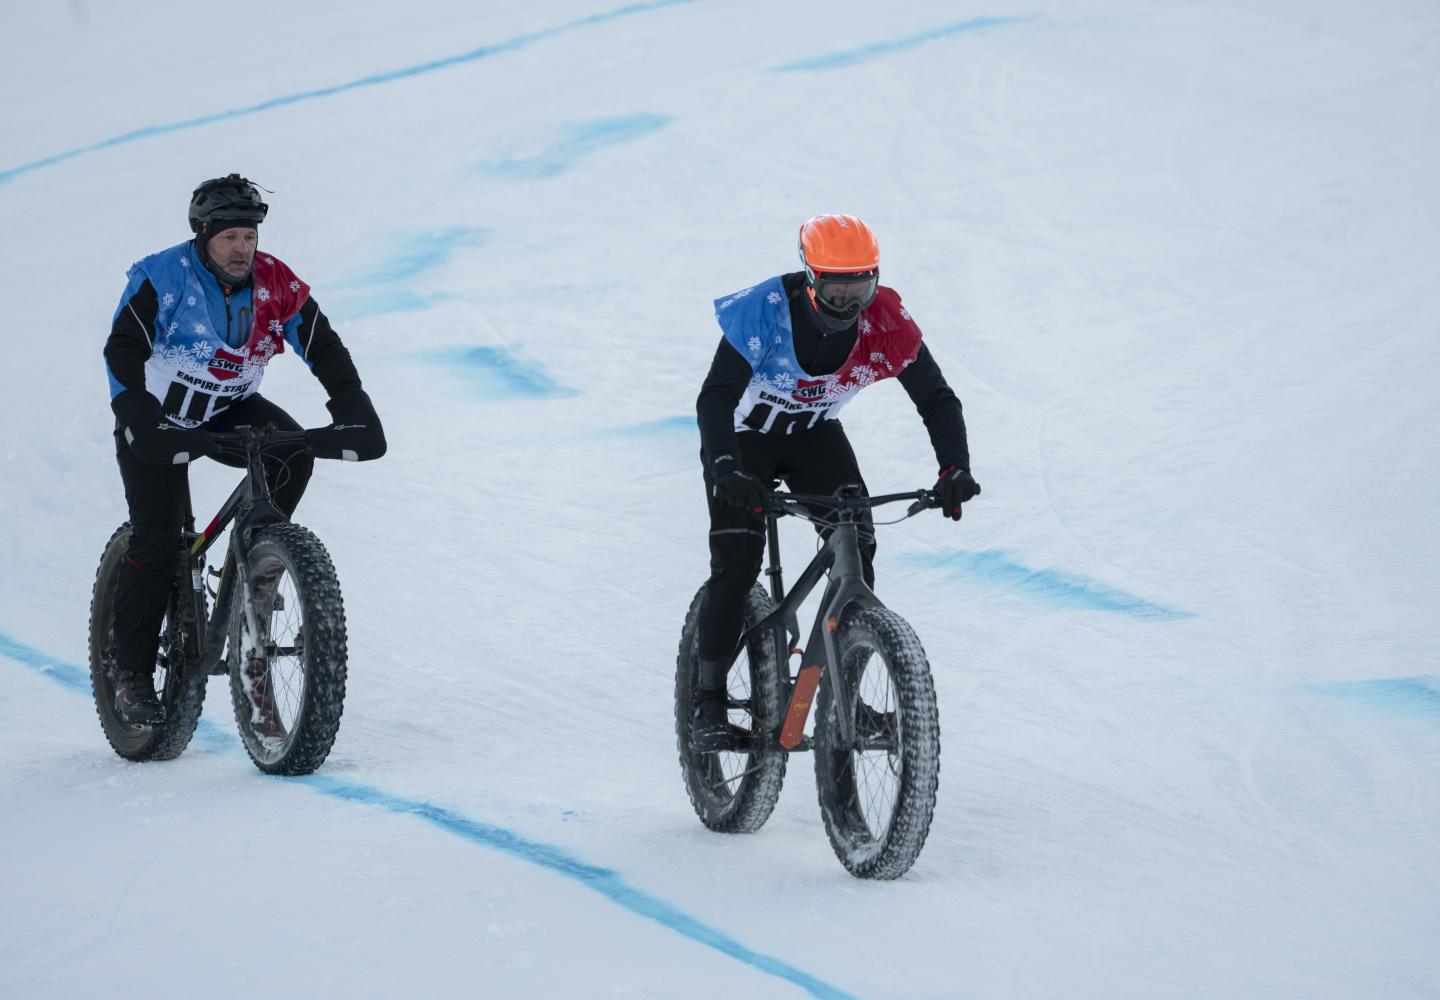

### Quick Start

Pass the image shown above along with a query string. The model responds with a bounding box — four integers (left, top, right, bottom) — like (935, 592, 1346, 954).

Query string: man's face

(206, 226, 258, 278)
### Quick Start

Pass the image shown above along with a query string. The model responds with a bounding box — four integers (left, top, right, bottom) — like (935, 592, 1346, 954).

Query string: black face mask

(809, 297, 859, 334)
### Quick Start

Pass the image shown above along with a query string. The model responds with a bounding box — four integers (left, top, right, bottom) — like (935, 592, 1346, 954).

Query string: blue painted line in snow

(294, 775, 859, 1000)
(0, 632, 90, 693)
(773, 15, 1033, 72)
(0, 0, 696, 185)
(478, 113, 674, 180)
(600, 414, 696, 437)
(327, 226, 484, 318)
(431, 345, 577, 399)
(903, 549, 1192, 620)
(0, 629, 239, 750)
(338, 228, 487, 288)
(328, 289, 440, 321)
(190, 717, 238, 753)
(0, 631, 858, 1000)
(1306, 676, 1440, 717)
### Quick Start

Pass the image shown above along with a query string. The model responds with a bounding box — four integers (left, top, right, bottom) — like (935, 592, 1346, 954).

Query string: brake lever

(906, 492, 937, 517)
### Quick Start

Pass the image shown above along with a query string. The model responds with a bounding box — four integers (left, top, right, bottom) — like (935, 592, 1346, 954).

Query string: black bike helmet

(188, 173, 268, 234)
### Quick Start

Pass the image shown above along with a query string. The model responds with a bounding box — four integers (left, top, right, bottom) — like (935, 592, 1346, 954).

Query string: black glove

(111, 388, 217, 465)
(710, 454, 766, 516)
(933, 464, 981, 521)
(305, 388, 387, 462)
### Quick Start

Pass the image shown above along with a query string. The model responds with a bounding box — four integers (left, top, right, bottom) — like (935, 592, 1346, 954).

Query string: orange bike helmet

(797, 214, 880, 325)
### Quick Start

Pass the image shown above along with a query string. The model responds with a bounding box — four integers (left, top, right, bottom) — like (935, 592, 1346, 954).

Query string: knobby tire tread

(814, 606, 940, 879)
(675, 583, 788, 834)
(89, 523, 208, 762)
(229, 522, 348, 776)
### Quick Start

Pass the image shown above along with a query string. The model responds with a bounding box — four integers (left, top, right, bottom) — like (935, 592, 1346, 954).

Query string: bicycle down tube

(183, 427, 307, 675)
(733, 488, 929, 751)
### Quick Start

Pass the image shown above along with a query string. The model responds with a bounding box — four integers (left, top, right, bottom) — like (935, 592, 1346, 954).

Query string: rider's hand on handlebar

(933, 465, 981, 521)
(111, 388, 221, 465)
(710, 455, 767, 517)
(304, 389, 387, 462)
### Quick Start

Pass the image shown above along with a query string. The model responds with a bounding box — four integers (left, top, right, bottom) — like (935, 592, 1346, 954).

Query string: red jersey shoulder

(251, 253, 311, 322)
(858, 286, 922, 373)
(245, 253, 311, 356)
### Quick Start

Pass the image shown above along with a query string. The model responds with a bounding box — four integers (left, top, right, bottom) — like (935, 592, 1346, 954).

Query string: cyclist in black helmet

(102, 173, 386, 725)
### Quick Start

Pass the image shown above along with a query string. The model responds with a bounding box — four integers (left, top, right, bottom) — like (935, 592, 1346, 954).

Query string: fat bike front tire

(229, 523, 348, 776)
(675, 583, 788, 833)
(89, 524, 209, 762)
(814, 606, 940, 879)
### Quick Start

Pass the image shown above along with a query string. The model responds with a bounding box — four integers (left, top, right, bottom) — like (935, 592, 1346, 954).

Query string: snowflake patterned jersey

(115, 241, 310, 427)
(713, 275, 923, 435)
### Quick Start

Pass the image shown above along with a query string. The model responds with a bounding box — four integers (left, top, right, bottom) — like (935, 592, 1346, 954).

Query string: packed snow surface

(2, 2, 1437, 997)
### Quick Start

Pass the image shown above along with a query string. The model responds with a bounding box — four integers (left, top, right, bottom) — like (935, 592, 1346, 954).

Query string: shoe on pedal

(689, 689, 736, 753)
(113, 671, 165, 726)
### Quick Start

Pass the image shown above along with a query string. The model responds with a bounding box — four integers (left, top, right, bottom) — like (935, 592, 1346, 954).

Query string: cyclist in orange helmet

(690, 214, 980, 750)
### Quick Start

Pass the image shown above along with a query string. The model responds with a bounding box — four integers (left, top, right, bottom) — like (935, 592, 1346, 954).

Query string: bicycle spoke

(708, 761, 764, 790)
(850, 653, 901, 840)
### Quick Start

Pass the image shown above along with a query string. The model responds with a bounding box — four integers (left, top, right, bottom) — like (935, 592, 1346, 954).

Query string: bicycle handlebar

(209, 425, 310, 455)
(766, 489, 938, 519)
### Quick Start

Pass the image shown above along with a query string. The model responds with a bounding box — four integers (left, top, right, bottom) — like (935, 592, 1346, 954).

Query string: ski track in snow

(0, 630, 857, 1000)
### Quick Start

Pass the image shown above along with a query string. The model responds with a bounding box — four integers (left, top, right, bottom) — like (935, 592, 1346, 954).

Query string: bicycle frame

(176, 427, 305, 676)
(730, 486, 931, 752)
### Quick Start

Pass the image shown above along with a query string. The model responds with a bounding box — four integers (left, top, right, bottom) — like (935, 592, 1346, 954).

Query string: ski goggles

(808, 268, 879, 315)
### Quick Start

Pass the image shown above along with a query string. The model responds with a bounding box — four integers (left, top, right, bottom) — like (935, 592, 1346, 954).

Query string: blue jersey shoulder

(713, 275, 791, 368)
(128, 240, 196, 292)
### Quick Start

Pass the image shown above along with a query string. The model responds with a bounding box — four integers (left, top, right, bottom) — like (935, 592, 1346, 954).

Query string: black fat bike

(89, 425, 350, 775)
(676, 485, 943, 879)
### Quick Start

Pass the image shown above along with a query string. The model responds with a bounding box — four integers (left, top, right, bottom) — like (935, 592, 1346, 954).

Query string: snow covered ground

(2, 1, 1438, 996)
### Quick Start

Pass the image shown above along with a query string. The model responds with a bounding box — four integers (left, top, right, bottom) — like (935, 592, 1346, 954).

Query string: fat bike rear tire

(675, 583, 788, 833)
(89, 524, 209, 762)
